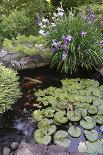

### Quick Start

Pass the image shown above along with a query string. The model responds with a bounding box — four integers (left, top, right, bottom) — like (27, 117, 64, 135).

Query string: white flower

(38, 22, 43, 26)
(51, 23, 56, 27)
(57, 11, 64, 17)
(57, 7, 64, 12)
(53, 12, 58, 17)
(42, 18, 49, 23)
(39, 30, 46, 36)
(41, 25, 47, 28)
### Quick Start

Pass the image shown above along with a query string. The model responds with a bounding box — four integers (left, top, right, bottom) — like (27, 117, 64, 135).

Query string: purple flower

(51, 47, 57, 53)
(100, 40, 103, 46)
(35, 16, 41, 24)
(80, 31, 87, 37)
(85, 9, 96, 23)
(63, 35, 73, 44)
(60, 44, 68, 51)
(62, 52, 68, 61)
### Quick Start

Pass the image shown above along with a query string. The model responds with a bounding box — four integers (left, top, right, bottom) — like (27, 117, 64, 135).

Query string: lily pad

(54, 130, 70, 147)
(67, 111, 81, 122)
(32, 110, 43, 121)
(84, 130, 98, 142)
(34, 129, 51, 145)
(54, 111, 68, 124)
(88, 105, 98, 115)
(78, 141, 97, 154)
(80, 116, 96, 129)
(68, 126, 81, 137)
(93, 115, 103, 124)
(75, 108, 87, 117)
(38, 118, 53, 129)
(43, 107, 55, 118)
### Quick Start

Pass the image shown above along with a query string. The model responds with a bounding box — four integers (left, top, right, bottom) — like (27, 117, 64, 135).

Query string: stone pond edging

(0, 49, 50, 70)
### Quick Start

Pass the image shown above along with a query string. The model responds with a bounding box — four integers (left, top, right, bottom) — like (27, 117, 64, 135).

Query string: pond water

(0, 66, 103, 154)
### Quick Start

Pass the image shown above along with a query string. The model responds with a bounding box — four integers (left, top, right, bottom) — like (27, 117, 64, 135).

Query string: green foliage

(1, 10, 32, 39)
(33, 78, 103, 149)
(3, 35, 51, 57)
(0, 64, 21, 114)
(45, 11, 103, 73)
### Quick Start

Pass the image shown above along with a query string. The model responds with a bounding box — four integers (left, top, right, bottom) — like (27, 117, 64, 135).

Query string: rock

(3, 147, 10, 155)
(47, 145, 68, 155)
(11, 142, 19, 150)
(0, 49, 50, 70)
(15, 142, 47, 155)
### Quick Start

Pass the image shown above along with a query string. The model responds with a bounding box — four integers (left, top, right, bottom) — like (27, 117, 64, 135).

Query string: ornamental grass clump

(37, 5, 103, 73)
(0, 64, 21, 114)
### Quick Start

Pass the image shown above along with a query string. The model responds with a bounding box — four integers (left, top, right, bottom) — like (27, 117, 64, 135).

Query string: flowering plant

(37, 5, 103, 73)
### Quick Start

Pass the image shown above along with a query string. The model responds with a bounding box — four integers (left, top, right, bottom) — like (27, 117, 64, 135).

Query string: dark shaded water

(0, 66, 103, 153)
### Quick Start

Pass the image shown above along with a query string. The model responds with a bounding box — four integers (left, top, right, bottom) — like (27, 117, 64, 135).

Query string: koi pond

(0, 66, 103, 155)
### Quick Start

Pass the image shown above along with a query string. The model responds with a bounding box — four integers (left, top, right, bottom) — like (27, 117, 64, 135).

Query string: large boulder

(0, 49, 50, 70)
(15, 142, 47, 155)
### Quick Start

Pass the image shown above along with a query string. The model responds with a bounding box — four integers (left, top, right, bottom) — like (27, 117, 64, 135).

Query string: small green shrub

(3, 35, 51, 57)
(1, 10, 31, 39)
(0, 64, 21, 114)
(39, 8, 103, 73)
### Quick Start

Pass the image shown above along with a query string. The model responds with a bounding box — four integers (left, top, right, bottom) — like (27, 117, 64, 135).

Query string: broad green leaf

(84, 130, 98, 142)
(34, 129, 51, 145)
(54, 130, 70, 147)
(68, 126, 81, 137)
(80, 116, 96, 129)
(67, 111, 81, 122)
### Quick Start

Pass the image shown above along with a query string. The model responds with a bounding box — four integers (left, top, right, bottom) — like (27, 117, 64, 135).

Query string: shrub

(1, 10, 32, 39)
(0, 64, 21, 114)
(38, 7, 103, 73)
(3, 35, 51, 57)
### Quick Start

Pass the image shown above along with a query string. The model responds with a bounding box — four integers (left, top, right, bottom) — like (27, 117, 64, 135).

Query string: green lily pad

(78, 141, 97, 154)
(54, 130, 70, 147)
(88, 105, 98, 115)
(34, 129, 51, 145)
(84, 130, 98, 142)
(93, 115, 103, 124)
(43, 107, 55, 118)
(67, 111, 81, 122)
(54, 111, 68, 124)
(80, 116, 96, 129)
(93, 140, 103, 154)
(38, 118, 53, 128)
(75, 108, 87, 117)
(56, 101, 67, 109)
(93, 99, 103, 107)
(32, 110, 44, 121)
(68, 126, 81, 137)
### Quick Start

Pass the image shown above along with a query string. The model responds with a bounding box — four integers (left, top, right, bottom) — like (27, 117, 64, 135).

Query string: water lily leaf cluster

(33, 78, 103, 152)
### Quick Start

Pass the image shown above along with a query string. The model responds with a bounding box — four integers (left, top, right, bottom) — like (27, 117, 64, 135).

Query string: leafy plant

(38, 5, 103, 73)
(0, 64, 21, 114)
(3, 35, 51, 57)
